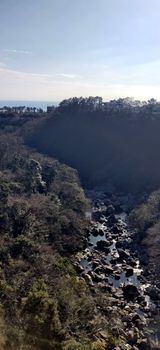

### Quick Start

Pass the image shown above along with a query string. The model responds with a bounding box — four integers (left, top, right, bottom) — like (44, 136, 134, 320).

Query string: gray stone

(118, 249, 130, 261)
(96, 240, 111, 253)
(91, 228, 100, 237)
(137, 339, 150, 350)
(103, 264, 114, 274)
(125, 266, 134, 277)
(123, 284, 140, 299)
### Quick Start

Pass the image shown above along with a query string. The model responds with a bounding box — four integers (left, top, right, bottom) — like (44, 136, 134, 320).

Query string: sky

(0, 0, 160, 102)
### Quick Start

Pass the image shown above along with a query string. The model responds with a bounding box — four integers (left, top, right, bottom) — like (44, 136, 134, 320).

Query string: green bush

(23, 279, 61, 338)
(62, 339, 91, 350)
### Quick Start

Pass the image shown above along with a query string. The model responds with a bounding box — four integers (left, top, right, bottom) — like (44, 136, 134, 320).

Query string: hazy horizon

(1, 0, 160, 101)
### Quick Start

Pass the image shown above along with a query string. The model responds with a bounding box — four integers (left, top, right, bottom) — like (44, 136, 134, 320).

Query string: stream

(74, 190, 160, 349)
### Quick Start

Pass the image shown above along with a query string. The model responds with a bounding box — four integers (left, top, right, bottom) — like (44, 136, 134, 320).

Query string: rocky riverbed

(73, 191, 160, 350)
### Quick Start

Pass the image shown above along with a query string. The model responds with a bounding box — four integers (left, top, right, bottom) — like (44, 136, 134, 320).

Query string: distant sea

(0, 100, 59, 111)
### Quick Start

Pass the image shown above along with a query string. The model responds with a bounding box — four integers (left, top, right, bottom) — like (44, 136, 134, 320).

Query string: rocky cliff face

(28, 158, 47, 193)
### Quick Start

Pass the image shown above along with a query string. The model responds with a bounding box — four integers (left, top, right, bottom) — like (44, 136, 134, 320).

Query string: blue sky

(0, 0, 160, 101)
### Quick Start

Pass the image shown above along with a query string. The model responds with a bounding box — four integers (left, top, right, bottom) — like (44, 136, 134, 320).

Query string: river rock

(117, 218, 127, 227)
(91, 228, 100, 237)
(98, 282, 108, 291)
(125, 266, 134, 277)
(82, 273, 93, 285)
(123, 284, 140, 299)
(127, 257, 137, 267)
(114, 290, 123, 298)
(137, 295, 146, 304)
(96, 240, 111, 253)
(112, 224, 123, 234)
(117, 249, 130, 261)
(92, 259, 101, 269)
(115, 240, 124, 248)
(100, 228, 107, 235)
(77, 265, 84, 273)
(88, 241, 94, 247)
(110, 258, 117, 265)
(137, 339, 150, 350)
(111, 234, 119, 239)
(94, 266, 104, 274)
(114, 272, 121, 280)
(131, 313, 142, 323)
(103, 264, 114, 274)
(91, 272, 105, 283)
(99, 214, 108, 223)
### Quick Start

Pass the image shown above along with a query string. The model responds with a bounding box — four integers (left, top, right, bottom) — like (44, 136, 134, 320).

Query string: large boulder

(91, 228, 100, 237)
(117, 248, 130, 261)
(94, 266, 104, 274)
(115, 240, 124, 248)
(82, 272, 93, 285)
(127, 257, 137, 267)
(91, 272, 105, 283)
(112, 224, 123, 235)
(98, 229, 105, 236)
(125, 266, 134, 277)
(96, 240, 111, 253)
(123, 284, 140, 299)
(110, 257, 118, 265)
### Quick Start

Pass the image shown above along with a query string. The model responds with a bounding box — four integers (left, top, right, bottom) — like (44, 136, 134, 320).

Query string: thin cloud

(0, 62, 6, 68)
(58, 73, 81, 79)
(0, 65, 51, 80)
(0, 65, 81, 81)
(3, 49, 32, 55)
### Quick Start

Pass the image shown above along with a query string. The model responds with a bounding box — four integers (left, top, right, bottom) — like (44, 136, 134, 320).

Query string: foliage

(23, 279, 61, 338)
(129, 190, 160, 232)
(62, 339, 106, 350)
(0, 130, 96, 349)
(91, 340, 106, 350)
(129, 190, 160, 273)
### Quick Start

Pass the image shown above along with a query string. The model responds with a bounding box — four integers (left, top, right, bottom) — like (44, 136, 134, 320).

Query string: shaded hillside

(26, 105, 160, 192)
